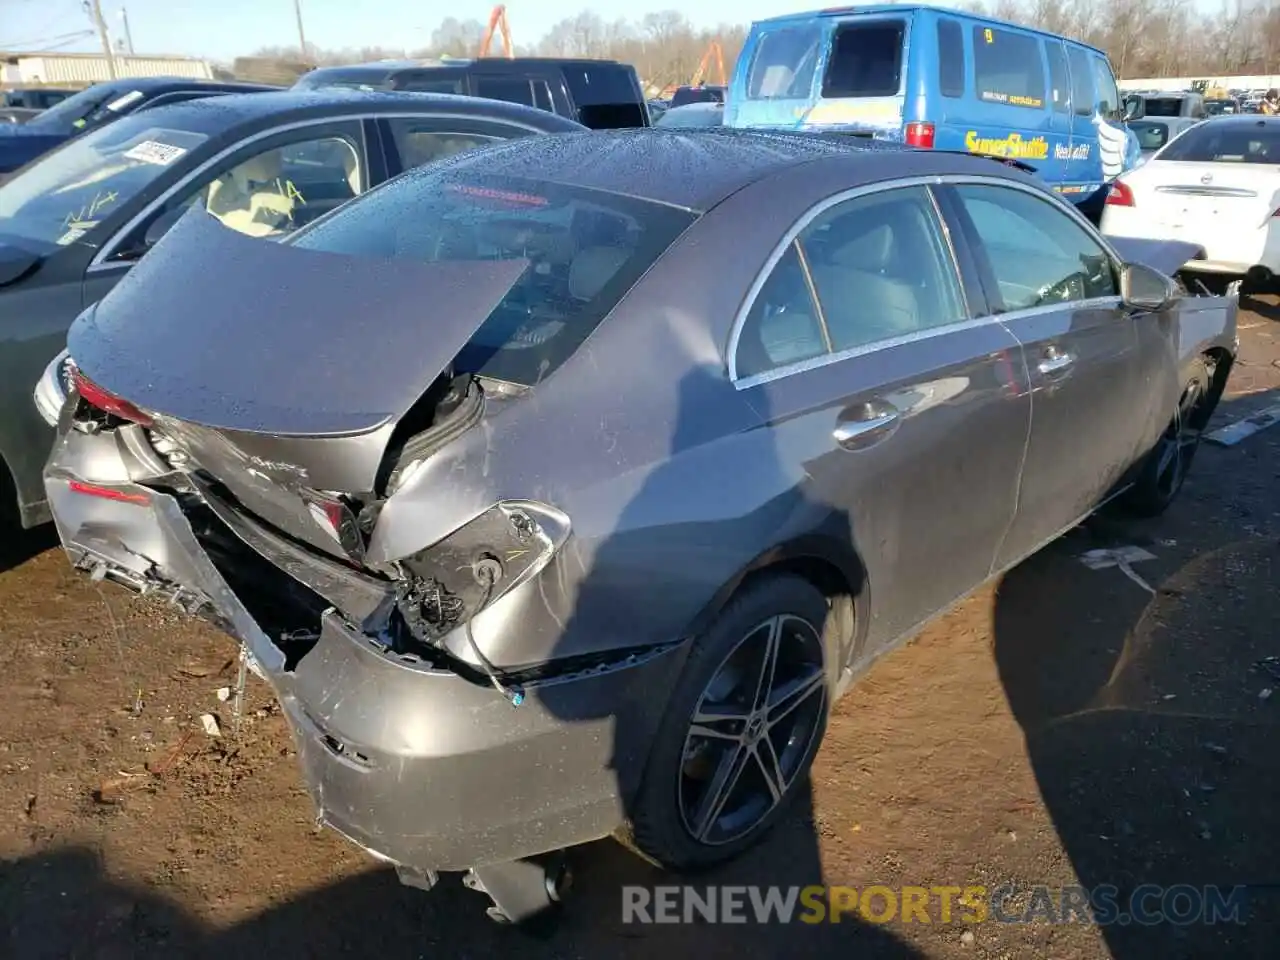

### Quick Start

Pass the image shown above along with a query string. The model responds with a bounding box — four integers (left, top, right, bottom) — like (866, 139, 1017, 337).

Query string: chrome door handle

(833, 409, 900, 450)
(1038, 352, 1075, 376)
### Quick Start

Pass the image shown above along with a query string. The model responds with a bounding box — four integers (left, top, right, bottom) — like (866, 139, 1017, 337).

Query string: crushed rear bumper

(45, 428, 686, 873)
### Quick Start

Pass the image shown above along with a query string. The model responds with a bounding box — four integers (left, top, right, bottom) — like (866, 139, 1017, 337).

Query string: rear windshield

(1206, 100, 1237, 115)
(746, 23, 824, 100)
(289, 171, 695, 386)
(563, 65, 647, 127)
(670, 86, 724, 107)
(1159, 121, 1280, 163)
(1129, 120, 1170, 151)
(1143, 97, 1184, 117)
(822, 20, 905, 98)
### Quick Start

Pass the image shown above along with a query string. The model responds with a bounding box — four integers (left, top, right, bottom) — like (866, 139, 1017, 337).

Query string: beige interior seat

(205, 150, 294, 238)
(810, 227, 920, 347)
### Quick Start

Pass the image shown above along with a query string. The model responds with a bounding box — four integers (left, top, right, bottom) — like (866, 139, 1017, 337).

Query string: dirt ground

(2, 305, 1279, 960)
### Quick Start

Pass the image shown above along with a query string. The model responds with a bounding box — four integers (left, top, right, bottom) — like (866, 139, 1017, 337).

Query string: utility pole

(86, 0, 118, 78)
(293, 0, 309, 61)
(119, 6, 135, 55)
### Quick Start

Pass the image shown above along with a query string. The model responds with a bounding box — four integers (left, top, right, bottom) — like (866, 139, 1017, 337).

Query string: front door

(732, 184, 1029, 653)
(941, 180, 1151, 569)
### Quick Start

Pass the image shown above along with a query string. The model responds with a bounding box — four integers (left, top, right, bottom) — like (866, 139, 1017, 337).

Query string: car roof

(439, 127, 1033, 212)
(106, 76, 277, 94)
(126, 88, 586, 136)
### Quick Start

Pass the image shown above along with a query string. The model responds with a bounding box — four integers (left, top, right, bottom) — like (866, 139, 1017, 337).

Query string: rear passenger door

(379, 116, 543, 175)
(732, 185, 1028, 653)
(940, 180, 1151, 569)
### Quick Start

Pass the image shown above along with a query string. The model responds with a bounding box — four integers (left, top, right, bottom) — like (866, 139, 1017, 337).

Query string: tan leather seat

(206, 151, 294, 238)
(569, 245, 630, 301)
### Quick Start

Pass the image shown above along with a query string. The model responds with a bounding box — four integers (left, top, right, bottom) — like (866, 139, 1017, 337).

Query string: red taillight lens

(67, 480, 150, 505)
(1106, 180, 1135, 207)
(72, 369, 153, 426)
(905, 121, 935, 149)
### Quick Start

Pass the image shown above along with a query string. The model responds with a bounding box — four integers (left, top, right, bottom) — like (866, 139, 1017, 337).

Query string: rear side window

(289, 171, 695, 386)
(823, 20, 906, 98)
(474, 76, 538, 108)
(1159, 122, 1280, 163)
(398, 77, 467, 95)
(972, 26, 1045, 108)
(1066, 46, 1094, 117)
(1044, 42, 1070, 113)
(747, 23, 824, 100)
(938, 19, 965, 98)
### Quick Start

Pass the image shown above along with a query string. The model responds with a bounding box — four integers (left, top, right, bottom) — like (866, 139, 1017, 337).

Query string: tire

(1121, 356, 1211, 518)
(624, 574, 832, 871)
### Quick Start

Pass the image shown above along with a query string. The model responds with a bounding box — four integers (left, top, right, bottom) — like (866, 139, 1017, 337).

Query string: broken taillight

(1105, 180, 1135, 207)
(73, 368, 154, 426)
(67, 480, 150, 505)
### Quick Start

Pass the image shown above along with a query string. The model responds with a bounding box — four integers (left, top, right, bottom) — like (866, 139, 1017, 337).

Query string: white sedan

(1102, 115, 1280, 283)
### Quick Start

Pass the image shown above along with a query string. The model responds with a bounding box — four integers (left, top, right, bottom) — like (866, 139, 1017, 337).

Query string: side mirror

(142, 205, 188, 248)
(1120, 261, 1177, 311)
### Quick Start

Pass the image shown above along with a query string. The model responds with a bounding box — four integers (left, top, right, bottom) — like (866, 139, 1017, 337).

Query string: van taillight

(73, 369, 153, 426)
(1105, 180, 1135, 207)
(905, 122, 935, 149)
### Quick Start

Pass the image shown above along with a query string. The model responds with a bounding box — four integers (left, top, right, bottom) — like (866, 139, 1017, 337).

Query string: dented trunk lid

(68, 210, 526, 558)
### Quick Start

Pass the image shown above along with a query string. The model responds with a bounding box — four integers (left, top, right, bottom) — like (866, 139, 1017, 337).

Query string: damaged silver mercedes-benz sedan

(45, 129, 1239, 921)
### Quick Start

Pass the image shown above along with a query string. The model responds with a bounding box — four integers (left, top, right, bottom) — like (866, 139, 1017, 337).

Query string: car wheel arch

(683, 534, 867, 676)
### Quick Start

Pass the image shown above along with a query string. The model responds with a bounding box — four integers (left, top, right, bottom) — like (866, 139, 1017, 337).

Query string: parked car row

(0, 3, 1246, 932)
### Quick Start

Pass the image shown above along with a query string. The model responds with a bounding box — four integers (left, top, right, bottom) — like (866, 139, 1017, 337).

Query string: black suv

(294, 58, 650, 129)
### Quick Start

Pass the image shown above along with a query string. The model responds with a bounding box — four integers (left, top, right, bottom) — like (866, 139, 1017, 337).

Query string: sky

(1, 0, 936, 62)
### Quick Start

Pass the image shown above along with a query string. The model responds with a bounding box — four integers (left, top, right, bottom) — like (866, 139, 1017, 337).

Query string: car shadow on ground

(992, 389, 1280, 955)
(0, 523, 57, 575)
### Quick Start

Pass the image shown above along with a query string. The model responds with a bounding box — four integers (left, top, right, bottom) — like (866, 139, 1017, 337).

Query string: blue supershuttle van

(725, 4, 1140, 218)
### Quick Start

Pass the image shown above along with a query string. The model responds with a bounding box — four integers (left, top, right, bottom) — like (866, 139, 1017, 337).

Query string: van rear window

(972, 26, 1045, 109)
(822, 20, 906, 98)
(746, 23, 824, 100)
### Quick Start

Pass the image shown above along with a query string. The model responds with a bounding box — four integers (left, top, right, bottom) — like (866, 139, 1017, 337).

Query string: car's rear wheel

(1121, 356, 1211, 517)
(624, 574, 830, 871)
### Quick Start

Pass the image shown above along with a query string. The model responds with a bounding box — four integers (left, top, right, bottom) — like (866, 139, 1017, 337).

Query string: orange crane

(477, 5, 514, 58)
(690, 41, 727, 87)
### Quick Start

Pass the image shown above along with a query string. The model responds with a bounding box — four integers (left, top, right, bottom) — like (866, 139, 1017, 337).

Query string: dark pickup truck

(294, 57, 650, 129)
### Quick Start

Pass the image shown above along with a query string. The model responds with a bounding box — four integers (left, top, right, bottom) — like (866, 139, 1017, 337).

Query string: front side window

(0, 116, 206, 251)
(199, 125, 365, 238)
(972, 26, 1045, 109)
(290, 170, 695, 386)
(822, 20, 906, 98)
(745, 23, 824, 100)
(1044, 41, 1070, 113)
(953, 183, 1116, 311)
(1066, 46, 1094, 117)
(1089, 56, 1122, 120)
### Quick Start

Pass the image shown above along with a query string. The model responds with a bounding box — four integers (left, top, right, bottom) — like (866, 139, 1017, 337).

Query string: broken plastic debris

(215, 687, 231, 702)
(198, 714, 221, 738)
(1078, 546, 1158, 593)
